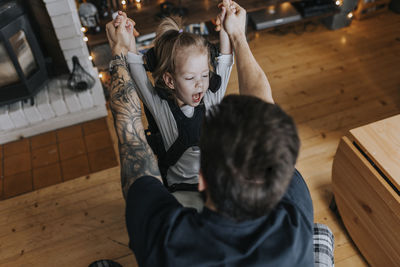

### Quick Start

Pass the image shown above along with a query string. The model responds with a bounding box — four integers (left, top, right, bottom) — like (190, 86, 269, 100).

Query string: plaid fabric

(314, 223, 335, 267)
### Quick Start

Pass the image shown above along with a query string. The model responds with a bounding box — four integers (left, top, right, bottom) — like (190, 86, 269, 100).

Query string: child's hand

(113, 11, 139, 53)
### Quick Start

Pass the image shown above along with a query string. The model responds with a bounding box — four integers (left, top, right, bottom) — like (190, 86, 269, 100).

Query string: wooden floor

(1, 12, 400, 266)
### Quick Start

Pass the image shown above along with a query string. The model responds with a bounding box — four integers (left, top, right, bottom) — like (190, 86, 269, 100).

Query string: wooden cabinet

(332, 115, 400, 266)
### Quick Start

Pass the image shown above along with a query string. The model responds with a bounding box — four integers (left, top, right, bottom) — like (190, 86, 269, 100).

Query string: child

(114, 8, 233, 208)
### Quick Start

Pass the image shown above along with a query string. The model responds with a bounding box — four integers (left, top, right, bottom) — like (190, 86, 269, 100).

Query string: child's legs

(172, 191, 204, 212)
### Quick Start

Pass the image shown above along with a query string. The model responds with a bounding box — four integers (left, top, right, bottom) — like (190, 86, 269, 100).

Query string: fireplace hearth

(0, 0, 107, 144)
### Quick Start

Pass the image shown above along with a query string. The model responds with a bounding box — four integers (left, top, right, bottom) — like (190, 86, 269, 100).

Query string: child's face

(173, 48, 210, 107)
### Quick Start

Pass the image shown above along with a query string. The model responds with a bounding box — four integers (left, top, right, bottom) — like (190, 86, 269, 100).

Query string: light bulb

(83, 36, 88, 42)
(347, 12, 353, 19)
(99, 73, 103, 78)
(81, 27, 87, 32)
(121, 0, 126, 4)
(88, 55, 93, 61)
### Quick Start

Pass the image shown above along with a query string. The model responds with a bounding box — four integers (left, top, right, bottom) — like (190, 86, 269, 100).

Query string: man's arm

(107, 18, 162, 199)
(222, 1, 274, 103)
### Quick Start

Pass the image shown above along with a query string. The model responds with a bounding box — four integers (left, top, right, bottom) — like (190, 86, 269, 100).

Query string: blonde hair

(152, 16, 210, 91)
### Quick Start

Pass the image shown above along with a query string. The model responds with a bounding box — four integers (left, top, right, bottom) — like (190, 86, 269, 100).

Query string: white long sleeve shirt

(127, 51, 233, 185)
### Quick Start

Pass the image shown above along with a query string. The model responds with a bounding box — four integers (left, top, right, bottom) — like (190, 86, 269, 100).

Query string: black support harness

(143, 45, 221, 192)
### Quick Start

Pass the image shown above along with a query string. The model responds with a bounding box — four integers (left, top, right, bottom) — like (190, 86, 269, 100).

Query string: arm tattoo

(109, 53, 161, 199)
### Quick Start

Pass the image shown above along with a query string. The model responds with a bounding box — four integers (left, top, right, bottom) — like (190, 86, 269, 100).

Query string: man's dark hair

(200, 95, 300, 221)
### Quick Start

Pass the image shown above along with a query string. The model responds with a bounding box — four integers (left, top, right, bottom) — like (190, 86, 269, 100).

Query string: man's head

(199, 95, 300, 221)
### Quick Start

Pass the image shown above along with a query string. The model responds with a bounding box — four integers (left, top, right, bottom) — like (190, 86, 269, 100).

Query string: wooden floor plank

(1, 11, 399, 267)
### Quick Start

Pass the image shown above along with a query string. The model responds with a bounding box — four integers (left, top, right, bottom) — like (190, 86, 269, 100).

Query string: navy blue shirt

(126, 169, 314, 267)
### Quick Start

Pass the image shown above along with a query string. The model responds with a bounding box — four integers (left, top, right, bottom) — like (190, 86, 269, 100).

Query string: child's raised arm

(216, 2, 232, 55)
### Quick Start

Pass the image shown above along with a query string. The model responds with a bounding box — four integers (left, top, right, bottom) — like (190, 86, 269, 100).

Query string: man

(105, 1, 313, 266)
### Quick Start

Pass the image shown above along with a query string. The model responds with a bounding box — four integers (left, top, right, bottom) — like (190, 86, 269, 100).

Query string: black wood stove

(0, 0, 47, 106)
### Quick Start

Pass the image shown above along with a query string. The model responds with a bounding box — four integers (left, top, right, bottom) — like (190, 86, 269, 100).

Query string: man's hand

(106, 12, 134, 56)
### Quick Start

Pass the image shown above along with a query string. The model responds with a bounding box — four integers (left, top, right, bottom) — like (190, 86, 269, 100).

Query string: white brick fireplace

(0, 0, 107, 144)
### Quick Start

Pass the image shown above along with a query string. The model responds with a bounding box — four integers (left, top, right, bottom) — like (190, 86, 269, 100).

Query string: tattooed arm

(107, 17, 161, 199)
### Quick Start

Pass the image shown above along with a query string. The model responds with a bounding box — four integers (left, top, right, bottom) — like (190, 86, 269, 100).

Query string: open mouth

(192, 92, 202, 103)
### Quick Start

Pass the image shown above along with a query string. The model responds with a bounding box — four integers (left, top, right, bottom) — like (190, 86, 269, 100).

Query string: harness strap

(168, 183, 199, 192)
(160, 97, 204, 165)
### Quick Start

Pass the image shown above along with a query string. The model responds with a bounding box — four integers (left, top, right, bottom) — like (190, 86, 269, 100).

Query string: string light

(135, 0, 141, 2)
(88, 55, 93, 61)
(335, 0, 341, 5)
(98, 73, 103, 79)
(121, 0, 126, 4)
(83, 36, 88, 42)
(347, 12, 353, 19)
(81, 27, 87, 33)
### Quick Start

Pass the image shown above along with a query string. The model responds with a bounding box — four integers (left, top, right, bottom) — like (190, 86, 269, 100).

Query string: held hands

(113, 11, 140, 37)
(216, 0, 246, 40)
(106, 11, 139, 56)
(114, 11, 139, 53)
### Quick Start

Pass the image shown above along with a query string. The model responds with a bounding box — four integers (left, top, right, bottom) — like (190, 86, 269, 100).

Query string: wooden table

(332, 115, 400, 266)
